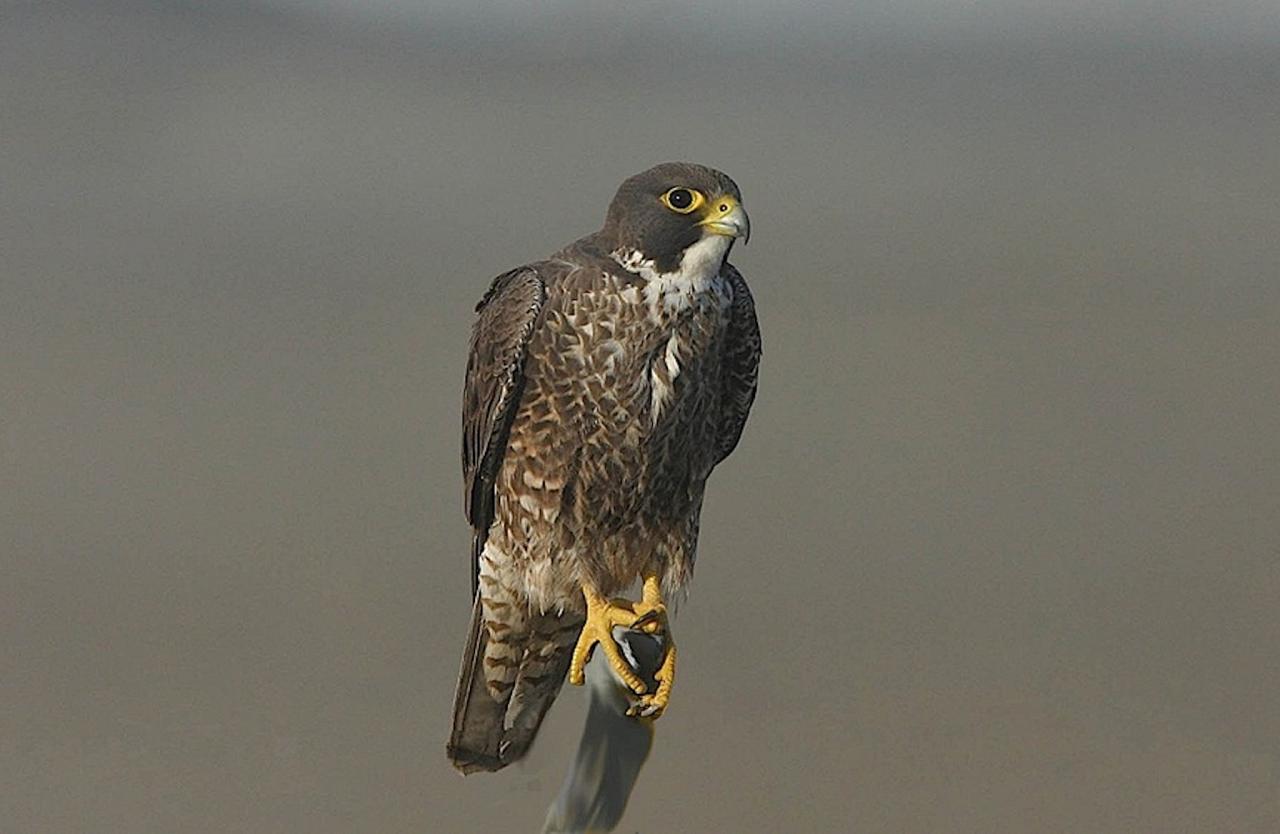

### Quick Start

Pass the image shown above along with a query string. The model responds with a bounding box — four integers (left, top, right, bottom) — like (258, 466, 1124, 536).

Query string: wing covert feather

(462, 267, 547, 536)
(714, 264, 761, 466)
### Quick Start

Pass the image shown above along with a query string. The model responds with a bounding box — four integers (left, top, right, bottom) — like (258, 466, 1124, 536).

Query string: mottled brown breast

(494, 254, 733, 600)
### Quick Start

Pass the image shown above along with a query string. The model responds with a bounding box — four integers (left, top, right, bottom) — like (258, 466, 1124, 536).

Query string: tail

(541, 629, 665, 834)
(447, 594, 508, 773)
(447, 594, 581, 773)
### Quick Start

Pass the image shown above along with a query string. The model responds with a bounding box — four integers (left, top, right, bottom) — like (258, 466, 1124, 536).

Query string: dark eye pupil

(669, 189, 692, 208)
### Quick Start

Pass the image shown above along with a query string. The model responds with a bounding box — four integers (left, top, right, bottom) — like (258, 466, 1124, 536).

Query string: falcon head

(600, 162, 750, 274)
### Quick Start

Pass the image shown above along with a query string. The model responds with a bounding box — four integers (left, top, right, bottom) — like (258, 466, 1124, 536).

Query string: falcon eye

(661, 187, 703, 214)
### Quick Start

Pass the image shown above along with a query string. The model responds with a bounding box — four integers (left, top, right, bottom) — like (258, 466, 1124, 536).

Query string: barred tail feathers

(448, 593, 581, 773)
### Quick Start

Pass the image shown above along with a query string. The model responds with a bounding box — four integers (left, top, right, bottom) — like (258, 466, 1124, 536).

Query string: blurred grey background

(3, 1, 1279, 831)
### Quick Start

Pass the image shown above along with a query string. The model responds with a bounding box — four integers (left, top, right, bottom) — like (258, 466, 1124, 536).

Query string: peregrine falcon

(448, 162, 761, 775)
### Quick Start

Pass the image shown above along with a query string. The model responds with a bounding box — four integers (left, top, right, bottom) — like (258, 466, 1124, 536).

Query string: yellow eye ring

(661, 187, 704, 214)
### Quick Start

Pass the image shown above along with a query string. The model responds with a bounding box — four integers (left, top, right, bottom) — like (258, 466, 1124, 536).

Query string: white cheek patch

(668, 235, 732, 286)
(612, 235, 732, 320)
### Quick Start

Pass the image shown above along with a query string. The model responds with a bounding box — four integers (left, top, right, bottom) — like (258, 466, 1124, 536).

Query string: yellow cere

(701, 195, 739, 222)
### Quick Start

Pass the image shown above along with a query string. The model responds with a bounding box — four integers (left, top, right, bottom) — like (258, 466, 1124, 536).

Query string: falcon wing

(462, 266, 547, 592)
(714, 263, 762, 466)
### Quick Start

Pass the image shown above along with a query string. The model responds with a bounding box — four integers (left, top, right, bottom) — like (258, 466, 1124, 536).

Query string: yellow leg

(568, 585, 649, 696)
(567, 573, 677, 719)
(627, 574, 676, 718)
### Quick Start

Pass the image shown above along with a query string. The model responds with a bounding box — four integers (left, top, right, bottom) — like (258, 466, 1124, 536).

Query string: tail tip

(446, 743, 505, 775)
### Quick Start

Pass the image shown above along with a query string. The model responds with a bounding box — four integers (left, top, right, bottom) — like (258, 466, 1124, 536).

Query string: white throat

(612, 235, 731, 317)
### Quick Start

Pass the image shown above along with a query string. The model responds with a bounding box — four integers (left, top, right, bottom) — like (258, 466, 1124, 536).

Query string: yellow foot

(626, 626, 676, 719)
(568, 575, 677, 719)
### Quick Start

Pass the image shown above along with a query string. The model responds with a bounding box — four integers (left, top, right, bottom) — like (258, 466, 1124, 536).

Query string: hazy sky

(258, 0, 1280, 45)
(4, 3, 1279, 832)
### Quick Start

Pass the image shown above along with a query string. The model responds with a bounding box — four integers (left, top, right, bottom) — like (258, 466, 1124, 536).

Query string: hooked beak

(699, 195, 750, 244)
